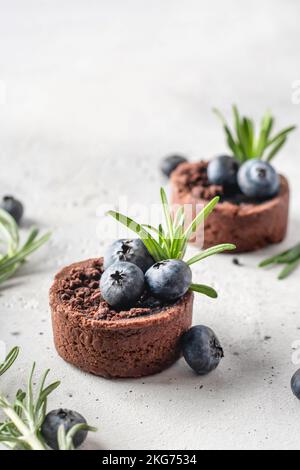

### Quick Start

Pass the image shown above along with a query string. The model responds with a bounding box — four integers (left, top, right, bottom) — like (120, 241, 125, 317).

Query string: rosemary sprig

(57, 423, 95, 450)
(0, 347, 19, 377)
(0, 208, 51, 286)
(107, 188, 236, 298)
(259, 243, 300, 279)
(0, 349, 96, 450)
(213, 105, 296, 162)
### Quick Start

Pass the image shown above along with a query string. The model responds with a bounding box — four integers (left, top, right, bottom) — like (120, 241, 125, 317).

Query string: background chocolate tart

(171, 161, 289, 253)
(49, 258, 194, 378)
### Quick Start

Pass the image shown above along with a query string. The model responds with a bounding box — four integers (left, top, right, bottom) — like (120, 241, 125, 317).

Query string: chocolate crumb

(233, 258, 243, 266)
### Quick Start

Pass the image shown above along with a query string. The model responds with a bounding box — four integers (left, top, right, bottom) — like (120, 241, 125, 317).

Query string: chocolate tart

(171, 161, 289, 253)
(49, 258, 194, 378)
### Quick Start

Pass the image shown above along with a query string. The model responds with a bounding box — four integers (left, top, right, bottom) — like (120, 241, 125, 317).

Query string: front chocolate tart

(171, 161, 289, 253)
(49, 258, 194, 378)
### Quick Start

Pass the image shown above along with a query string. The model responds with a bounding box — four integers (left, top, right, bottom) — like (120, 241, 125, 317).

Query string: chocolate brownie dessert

(171, 161, 289, 253)
(50, 258, 194, 378)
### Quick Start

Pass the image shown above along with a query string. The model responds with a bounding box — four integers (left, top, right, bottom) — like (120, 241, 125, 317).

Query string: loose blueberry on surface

(207, 155, 240, 189)
(41, 408, 88, 450)
(100, 261, 145, 309)
(291, 369, 300, 400)
(145, 259, 192, 301)
(160, 154, 188, 178)
(0, 196, 24, 224)
(182, 325, 224, 375)
(104, 238, 154, 273)
(237, 159, 280, 199)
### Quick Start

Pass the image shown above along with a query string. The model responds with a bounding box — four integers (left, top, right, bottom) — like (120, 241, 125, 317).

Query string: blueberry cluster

(207, 155, 280, 200)
(100, 238, 192, 309)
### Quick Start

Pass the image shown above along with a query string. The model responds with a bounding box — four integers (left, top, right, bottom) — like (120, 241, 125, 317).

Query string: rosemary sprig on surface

(0, 350, 96, 450)
(213, 105, 296, 163)
(259, 243, 300, 279)
(0, 347, 19, 377)
(107, 188, 235, 298)
(0, 208, 51, 286)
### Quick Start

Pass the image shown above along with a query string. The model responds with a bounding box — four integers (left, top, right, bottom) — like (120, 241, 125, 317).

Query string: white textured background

(0, 0, 300, 450)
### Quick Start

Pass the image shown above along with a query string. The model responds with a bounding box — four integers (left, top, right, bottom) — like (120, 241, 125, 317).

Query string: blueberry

(41, 409, 88, 450)
(0, 196, 24, 224)
(182, 325, 224, 375)
(291, 369, 300, 400)
(145, 259, 192, 301)
(207, 155, 240, 188)
(100, 261, 145, 309)
(104, 239, 154, 273)
(237, 159, 280, 199)
(160, 154, 188, 178)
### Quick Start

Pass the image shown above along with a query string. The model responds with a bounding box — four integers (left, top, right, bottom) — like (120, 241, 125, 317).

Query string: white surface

(0, 0, 300, 451)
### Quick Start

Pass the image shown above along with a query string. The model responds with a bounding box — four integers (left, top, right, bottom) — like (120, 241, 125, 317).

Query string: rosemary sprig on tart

(213, 105, 296, 163)
(106, 188, 235, 300)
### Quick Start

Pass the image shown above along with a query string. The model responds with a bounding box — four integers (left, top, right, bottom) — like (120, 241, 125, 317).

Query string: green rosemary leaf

(213, 108, 243, 160)
(160, 188, 174, 240)
(186, 243, 236, 265)
(265, 135, 287, 162)
(242, 117, 254, 157)
(224, 126, 244, 160)
(255, 112, 273, 158)
(0, 435, 20, 444)
(0, 347, 19, 376)
(107, 211, 165, 261)
(173, 206, 185, 231)
(275, 245, 300, 264)
(22, 227, 40, 250)
(262, 112, 274, 139)
(266, 125, 296, 148)
(35, 368, 60, 417)
(255, 128, 268, 159)
(158, 224, 165, 248)
(183, 196, 220, 242)
(141, 224, 160, 236)
(57, 423, 97, 450)
(27, 363, 36, 422)
(259, 255, 284, 268)
(190, 283, 218, 298)
(212, 107, 227, 125)
(0, 264, 20, 284)
(233, 105, 249, 157)
(14, 390, 26, 417)
(278, 258, 300, 280)
(0, 209, 19, 254)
